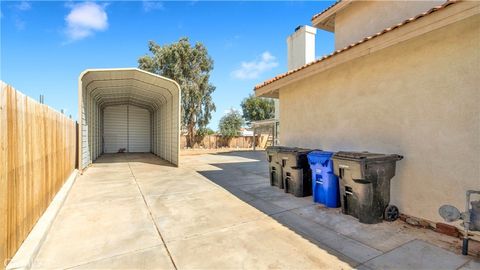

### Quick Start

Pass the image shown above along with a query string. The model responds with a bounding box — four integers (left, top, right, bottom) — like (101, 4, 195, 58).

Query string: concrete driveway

(32, 152, 478, 270)
(32, 153, 351, 269)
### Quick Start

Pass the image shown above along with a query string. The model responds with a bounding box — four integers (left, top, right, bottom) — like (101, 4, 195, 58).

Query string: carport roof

(79, 68, 180, 111)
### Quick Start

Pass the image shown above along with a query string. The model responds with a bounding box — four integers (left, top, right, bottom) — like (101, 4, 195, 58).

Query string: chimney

(287, 25, 317, 70)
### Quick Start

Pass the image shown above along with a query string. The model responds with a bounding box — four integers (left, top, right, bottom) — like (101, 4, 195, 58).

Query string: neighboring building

(255, 0, 480, 224)
(240, 127, 254, 137)
(251, 118, 280, 147)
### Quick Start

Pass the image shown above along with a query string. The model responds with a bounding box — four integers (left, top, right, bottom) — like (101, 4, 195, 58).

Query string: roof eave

(255, 0, 473, 96)
(311, 0, 353, 32)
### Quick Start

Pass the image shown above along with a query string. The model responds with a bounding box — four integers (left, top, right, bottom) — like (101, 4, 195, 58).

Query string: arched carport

(78, 68, 181, 170)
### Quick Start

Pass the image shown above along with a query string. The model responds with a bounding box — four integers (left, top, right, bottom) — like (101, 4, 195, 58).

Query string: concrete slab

(32, 197, 162, 269)
(292, 205, 416, 252)
(29, 152, 475, 269)
(246, 198, 286, 215)
(64, 180, 141, 207)
(128, 166, 184, 179)
(192, 150, 476, 267)
(216, 185, 257, 203)
(167, 219, 354, 270)
(273, 211, 382, 264)
(363, 240, 469, 270)
(236, 182, 284, 197)
(262, 194, 315, 210)
(136, 173, 219, 197)
(235, 182, 315, 210)
(80, 170, 133, 181)
(200, 172, 267, 187)
(146, 189, 267, 241)
(69, 246, 175, 270)
(355, 265, 374, 270)
(458, 259, 480, 270)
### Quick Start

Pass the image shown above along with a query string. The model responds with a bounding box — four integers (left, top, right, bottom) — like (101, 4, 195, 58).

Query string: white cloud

(64, 2, 108, 42)
(10, 1, 31, 30)
(14, 17, 26, 30)
(231, 51, 279, 80)
(16, 1, 31, 11)
(142, 1, 164, 12)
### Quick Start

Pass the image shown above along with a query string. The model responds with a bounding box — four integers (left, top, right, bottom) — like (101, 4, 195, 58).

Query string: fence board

(1, 83, 8, 269)
(0, 84, 76, 269)
(180, 135, 260, 149)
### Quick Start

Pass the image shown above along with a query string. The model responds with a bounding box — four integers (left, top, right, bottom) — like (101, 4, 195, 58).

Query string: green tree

(196, 127, 215, 137)
(194, 127, 216, 146)
(240, 94, 275, 122)
(219, 110, 244, 138)
(138, 38, 216, 147)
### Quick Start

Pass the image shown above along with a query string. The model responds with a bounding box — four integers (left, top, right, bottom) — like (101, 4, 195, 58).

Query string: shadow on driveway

(195, 150, 376, 266)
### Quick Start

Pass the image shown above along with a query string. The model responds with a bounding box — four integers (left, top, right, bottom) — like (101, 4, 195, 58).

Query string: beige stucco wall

(335, 0, 444, 49)
(279, 15, 480, 223)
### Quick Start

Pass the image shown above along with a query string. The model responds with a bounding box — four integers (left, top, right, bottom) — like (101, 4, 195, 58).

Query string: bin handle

(353, 179, 370, 184)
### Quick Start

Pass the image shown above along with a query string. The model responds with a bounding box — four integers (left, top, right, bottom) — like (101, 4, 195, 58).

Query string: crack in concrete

(127, 162, 178, 270)
(63, 244, 166, 270)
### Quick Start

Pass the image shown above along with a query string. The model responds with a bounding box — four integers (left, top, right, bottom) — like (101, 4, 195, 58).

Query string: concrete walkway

(32, 153, 350, 269)
(31, 152, 478, 269)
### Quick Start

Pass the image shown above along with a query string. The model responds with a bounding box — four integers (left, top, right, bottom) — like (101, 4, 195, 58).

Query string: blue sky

(1, 0, 334, 130)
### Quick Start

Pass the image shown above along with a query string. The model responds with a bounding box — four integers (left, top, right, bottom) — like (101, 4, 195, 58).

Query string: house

(255, 0, 480, 225)
(240, 127, 254, 137)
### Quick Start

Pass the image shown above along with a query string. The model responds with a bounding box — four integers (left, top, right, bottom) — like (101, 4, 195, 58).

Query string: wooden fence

(0, 84, 77, 268)
(180, 135, 258, 149)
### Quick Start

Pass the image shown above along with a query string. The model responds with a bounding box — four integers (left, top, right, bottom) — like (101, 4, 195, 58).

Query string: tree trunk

(186, 123, 195, 148)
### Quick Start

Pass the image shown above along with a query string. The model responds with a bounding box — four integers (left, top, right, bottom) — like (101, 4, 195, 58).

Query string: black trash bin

(266, 146, 288, 189)
(278, 148, 313, 197)
(332, 151, 403, 224)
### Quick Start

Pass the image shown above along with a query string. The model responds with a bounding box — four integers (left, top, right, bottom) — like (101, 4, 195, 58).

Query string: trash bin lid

(277, 147, 310, 154)
(307, 151, 334, 165)
(295, 148, 313, 155)
(333, 151, 403, 162)
(266, 146, 289, 153)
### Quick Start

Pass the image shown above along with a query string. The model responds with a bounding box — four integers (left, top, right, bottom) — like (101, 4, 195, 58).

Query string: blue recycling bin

(307, 151, 340, 208)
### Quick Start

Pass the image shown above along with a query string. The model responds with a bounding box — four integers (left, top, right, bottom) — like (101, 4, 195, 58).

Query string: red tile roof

(311, 0, 342, 21)
(255, 0, 458, 91)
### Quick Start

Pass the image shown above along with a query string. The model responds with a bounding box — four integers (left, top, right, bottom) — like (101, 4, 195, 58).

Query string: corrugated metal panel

(81, 88, 90, 169)
(80, 68, 181, 168)
(103, 105, 128, 153)
(128, 106, 151, 152)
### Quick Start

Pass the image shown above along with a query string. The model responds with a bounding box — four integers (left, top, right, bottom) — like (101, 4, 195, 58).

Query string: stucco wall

(279, 15, 480, 223)
(335, 0, 444, 49)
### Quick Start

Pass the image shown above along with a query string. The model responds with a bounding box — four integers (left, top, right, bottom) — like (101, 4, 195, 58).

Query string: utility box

(332, 151, 403, 224)
(279, 148, 312, 197)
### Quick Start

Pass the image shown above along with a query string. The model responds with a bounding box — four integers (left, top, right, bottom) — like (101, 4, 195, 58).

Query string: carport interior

(79, 69, 180, 169)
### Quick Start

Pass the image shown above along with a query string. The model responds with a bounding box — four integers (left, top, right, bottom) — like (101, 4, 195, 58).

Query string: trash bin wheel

(384, 205, 399, 222)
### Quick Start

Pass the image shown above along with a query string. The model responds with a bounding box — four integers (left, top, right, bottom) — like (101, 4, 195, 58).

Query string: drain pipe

(463, 190, 480, 255)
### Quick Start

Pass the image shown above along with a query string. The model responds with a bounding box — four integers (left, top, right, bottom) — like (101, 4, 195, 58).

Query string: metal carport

(78, 68, 181, 170)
